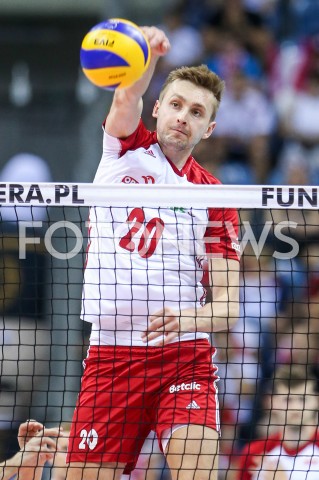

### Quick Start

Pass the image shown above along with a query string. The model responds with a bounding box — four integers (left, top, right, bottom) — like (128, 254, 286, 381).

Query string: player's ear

(202, 121, 216, 139)
(152, 100, 160, 119)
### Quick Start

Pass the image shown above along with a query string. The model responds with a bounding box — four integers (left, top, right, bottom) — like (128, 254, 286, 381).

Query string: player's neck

(166, 150, 190, 171)
(283, 423, 317, 451)
(160, 142, 192, 171)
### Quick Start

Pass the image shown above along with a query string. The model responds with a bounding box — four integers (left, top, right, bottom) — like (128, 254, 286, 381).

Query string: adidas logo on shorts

(186, 400, 200, 409)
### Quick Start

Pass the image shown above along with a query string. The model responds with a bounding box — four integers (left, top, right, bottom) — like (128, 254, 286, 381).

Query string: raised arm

(104, 26, 170, 139)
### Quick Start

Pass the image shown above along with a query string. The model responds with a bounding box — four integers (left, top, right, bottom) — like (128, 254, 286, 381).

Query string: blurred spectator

(236, 244, 279, 387)
(264, 205, 319, 255)
(0, 151, 52, 318)
(207, 0, 273, 64)
(275, 313, 319, 369)
(295, 34, 319, 91)
(208, 0, 265, 38)
(0, 321, 51, 451)
(275, 242, 319, 368)
(243, 0, 277, 16)
(268, 39, 305, 100)
(268, 144, 317, 185)
(0, 152, 52, 225)
(306, 242, 319, 311)
(159, 6, 204, 70)
(204, 31, 263, 85)
(141, 3, 205, 130)
(212, 69, 276, 182)
(265, 0, 319, 42)
(201, 23, 223, 67)
(177, 0, 222, 28)
(216, 246, 280, 457)
(274, 70, 319, 183)
(234, 364, 319, 480)
(0, 152, 52, 457)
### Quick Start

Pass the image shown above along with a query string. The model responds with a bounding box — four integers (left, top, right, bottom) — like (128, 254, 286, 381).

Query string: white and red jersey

(236, 430, 319, 480)
(81, 120, 239, 346)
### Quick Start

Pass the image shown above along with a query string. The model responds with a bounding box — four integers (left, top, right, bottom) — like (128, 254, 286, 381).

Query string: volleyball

(80, 18, 151, 90)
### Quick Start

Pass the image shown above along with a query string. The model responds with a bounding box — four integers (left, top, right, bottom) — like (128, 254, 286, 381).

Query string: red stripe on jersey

(118, 119, 157, 156)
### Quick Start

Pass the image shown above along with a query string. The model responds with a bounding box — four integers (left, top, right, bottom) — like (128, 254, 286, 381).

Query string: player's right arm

(104, 26, 170, 139)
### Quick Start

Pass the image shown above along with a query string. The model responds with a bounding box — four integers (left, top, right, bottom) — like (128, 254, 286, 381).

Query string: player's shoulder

(236, 434, 281, 480)
(186, 157, 222, 186)
(104, 118, 157, 155)
(241, 434, 281, 456)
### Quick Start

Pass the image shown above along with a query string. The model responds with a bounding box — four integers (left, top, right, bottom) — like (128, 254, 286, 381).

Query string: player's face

(273, 382, 318, 427)
(152, 80, 217, 154)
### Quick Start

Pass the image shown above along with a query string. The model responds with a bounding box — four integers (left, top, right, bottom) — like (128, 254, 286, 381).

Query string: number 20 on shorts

(79, 428, 98, 450)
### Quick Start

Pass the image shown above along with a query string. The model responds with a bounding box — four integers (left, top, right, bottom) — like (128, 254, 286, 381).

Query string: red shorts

(67, 339, 219, 472)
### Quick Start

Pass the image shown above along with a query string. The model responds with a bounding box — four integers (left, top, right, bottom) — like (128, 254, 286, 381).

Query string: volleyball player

(66, 25, 240, 480)
(235, 364, 319, 480)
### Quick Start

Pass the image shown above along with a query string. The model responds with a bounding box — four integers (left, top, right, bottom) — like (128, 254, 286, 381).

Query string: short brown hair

(159, 64, 225, 121)
(273, 364, 318, 393)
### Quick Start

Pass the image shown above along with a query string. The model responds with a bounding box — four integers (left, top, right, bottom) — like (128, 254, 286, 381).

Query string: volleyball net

(0, 182, 318, 477)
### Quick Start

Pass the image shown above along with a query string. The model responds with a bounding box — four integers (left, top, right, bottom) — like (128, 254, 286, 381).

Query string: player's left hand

(142, 307, 191, 345)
